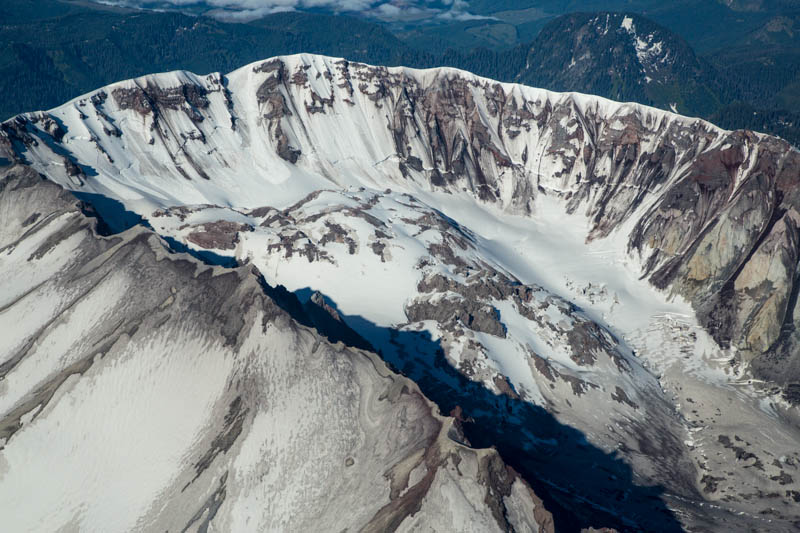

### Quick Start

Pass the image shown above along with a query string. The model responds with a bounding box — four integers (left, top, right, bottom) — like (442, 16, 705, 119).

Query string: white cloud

(92, 0, 489, 23)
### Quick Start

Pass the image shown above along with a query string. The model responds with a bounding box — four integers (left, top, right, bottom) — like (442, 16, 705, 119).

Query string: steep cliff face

(630, 130, 800, 379)
(3, 54, 800, 530)
(0, 164, 555, 532)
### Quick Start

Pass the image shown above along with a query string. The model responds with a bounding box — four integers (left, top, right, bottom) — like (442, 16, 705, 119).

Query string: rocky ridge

(0, 164, 556, 532)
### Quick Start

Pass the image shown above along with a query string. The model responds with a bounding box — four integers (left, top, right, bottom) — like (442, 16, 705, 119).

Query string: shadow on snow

(74, 189, 684, 533)
(283, 287, 684, 533)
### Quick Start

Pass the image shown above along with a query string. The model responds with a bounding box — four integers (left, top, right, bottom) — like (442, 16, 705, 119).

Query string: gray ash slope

(0, 164, 556, 532)
(2, 54, 800, 531)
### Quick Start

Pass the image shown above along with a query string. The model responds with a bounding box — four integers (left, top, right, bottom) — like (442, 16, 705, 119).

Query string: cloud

(92, 0, 490, 23)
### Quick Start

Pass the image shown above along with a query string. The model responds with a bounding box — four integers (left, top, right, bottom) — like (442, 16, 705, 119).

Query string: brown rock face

(629, 133, 800, 387)
(253, 60, 302, 163)
(186, 220, 253, 250)
(113, 82, 209, 120)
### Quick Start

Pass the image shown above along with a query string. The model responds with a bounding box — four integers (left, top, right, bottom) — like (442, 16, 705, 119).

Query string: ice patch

(621, 16, 634, 31)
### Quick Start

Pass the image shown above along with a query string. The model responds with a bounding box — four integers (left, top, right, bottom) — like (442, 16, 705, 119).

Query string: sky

(93, 0, 488, 22)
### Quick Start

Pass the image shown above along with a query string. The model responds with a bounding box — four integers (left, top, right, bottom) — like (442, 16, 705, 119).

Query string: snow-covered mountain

(2, 53, 800, 531)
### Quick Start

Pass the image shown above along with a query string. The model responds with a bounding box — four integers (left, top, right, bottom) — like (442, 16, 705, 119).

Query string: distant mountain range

(2, 0, 799, 145)
(517, 12, 727, 116)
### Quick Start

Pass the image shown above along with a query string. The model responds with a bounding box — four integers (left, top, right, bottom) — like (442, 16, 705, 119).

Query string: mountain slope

(3, 54, 800, 530)
(0, 164, 556, 532)
(709, 12, 800, 110)
(517, 12, 726, 117)
(4, 54, 798, 380)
